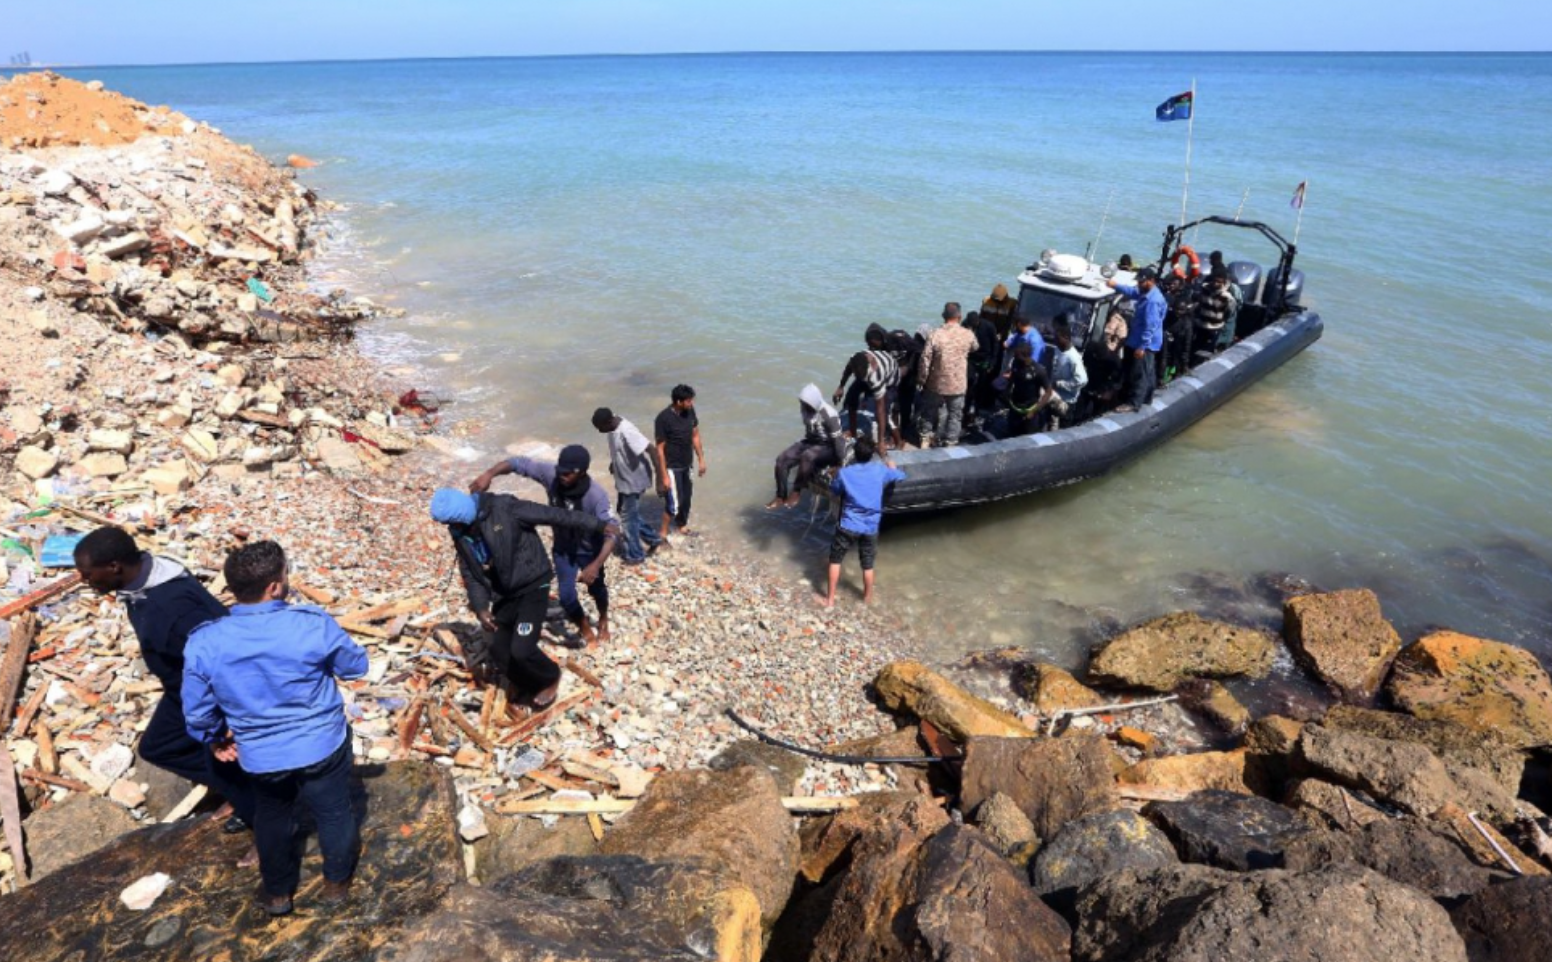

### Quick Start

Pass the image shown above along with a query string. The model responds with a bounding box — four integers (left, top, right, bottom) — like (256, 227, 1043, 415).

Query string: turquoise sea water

(61, 53, 1552, 669)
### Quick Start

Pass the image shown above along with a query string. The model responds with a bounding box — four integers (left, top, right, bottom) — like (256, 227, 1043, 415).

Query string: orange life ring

(1168, 246, 1201, 280)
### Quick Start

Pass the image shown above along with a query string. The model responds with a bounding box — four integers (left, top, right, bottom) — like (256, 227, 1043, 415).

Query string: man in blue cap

(432, 481, 618, 708)
(470, 444, 621, 645)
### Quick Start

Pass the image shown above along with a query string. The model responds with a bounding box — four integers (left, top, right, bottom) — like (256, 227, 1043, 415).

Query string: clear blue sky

(8, 0, 1550, 65)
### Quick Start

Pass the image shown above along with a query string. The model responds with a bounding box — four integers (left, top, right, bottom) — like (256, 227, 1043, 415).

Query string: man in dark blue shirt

(1107, 266, 1167, 412)
(821, 436, 906, 607)
(74, 527, 256, 836)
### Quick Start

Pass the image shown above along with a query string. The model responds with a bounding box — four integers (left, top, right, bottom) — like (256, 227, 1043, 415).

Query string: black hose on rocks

(724, 708, 949, 767)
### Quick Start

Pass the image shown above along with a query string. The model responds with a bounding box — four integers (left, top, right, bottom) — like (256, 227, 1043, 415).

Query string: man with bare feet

(73, 527, 257, 854)
(769, 383, 848, 510)
(655, 384, 706, 540)
(820, 436, 906, 607)
(471, 445, 620, 645)
(431, 488, 617, 709)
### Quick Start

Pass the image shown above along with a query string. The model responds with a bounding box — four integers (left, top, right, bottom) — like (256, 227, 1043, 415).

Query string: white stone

(16, 445, 59, 480)
(97, 231, 151, 259)
(109, 778, 147, 809)
(236, 293, 258, 313)
(457, 804, 489, 843)
(79, 452, 129, 478)
(143, 460, 192, 495)
(90, 743, 135, 784)
(181, 429, 219, 463)
(88, 428, 135, 454)
(120, 873, 171, 911)
(208, 242, 275, 264)
(214, 391, 246, 419)
(57, 212, 106, 245)
(155, 404, 192, 430)
(9, 407, 44, 436)
(215, 363, 246, 387)
(36, 168, 76, 196)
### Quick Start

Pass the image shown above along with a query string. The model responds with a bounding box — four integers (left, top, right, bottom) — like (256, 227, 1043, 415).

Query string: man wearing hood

(74, 526, 256, 836)
(431, 486, 618, 706)
(770, 384, 849, 509)
(471, 445, 621, 646)
(981, 283, 1019, 343)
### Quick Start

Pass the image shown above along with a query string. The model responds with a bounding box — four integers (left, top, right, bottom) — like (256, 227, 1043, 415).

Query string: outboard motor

(1261, 267, 1305, 313)
(1227, 261, 1262, 305)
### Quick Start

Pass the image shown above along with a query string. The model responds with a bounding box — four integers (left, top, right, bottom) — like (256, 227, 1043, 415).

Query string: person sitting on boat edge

(1006, 341, 1057, 437)
(820, 435, 906, 608)
(1047, 315, 1089, 430)
(1106, 266, 1166, 413)
(831, 324, 900, 450)
(770, 384, 848, 510)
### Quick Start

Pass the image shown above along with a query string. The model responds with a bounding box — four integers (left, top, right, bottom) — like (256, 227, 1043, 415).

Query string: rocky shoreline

(3, 73, 1552, 961)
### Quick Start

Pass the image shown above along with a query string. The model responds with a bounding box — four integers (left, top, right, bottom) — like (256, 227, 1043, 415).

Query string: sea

(53, 52, 1552, 674)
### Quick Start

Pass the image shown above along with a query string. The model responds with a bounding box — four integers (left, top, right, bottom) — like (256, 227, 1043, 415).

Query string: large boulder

(1449, 876, 1552, 962)
(1029, 810, 1178, 915)
(1283, 588, 1403, 701)
(1074, 863, 1468, 962)
(1284, 778, 1388, 831)
(600, 766, 798, 932)
(708, 739, 807, 794)
(960, 734, 1116, 840)
(1279, 817, 1509, 900)
(873, 660, 1032, 739)
(18, 791, 138, 880)
(809, 823, 1070, 962)
(474, 809, 598, 883)
(1022, 663, 1106, 715)
(387, 856, 761, 962)
(1321, 705, 1524, 796)
(1144, 790, 1309, 871)
(797, 792, 948, 884)
(1086, 612, 1275, 692)
(1118, 749, 1257, 796)
(5, 762, 461, 962)
(1385, 630, 1552, 749)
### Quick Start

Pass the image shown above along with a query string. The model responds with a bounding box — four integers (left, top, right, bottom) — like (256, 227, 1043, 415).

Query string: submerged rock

(4, 762, 461, 962)
(1384, 630, 1552, 749)
(1086, 612, 1275, 692)
(1283, 588, 1403, 701)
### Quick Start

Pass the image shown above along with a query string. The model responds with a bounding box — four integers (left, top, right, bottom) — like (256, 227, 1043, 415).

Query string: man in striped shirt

(831, 324, 901, 451)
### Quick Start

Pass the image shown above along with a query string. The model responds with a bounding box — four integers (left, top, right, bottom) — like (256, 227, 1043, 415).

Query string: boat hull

(883, 310, 1323, 513)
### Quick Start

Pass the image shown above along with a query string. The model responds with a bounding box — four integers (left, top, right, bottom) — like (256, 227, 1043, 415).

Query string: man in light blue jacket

(184, 540, 368, 917)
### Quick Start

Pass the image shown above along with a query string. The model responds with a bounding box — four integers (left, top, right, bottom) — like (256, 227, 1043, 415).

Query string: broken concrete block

(97, 231, 151, 259)
(216, 364, 246, 388)
(108, 778, 147, 810)
(79, 452, 129, 478)
(155, 404, 192, 430)
(88, 429, 135, 454)
(237, 293, 258, 312)
(314, 436, 362, 473)
(16, 445, 60, 480)
(181, 429, 219, 463)
(208, 242, 275, 264)
(214, 391, 246, 419)
(57, 212, 106, 245)
(143, 460, 192, 495)
(36, 168, 76, 196)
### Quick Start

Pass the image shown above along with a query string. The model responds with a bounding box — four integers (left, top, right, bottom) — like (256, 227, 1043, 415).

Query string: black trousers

(138, 693, 257, 824)
(490, 585, 560, 697)
(251, 737, 358, 897)
(666, 467, 694, 528)
(774, 440, 838, 499)
(1125, 350, 1157, 408)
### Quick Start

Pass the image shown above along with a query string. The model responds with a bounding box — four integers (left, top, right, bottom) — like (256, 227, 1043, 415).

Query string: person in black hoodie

(430, 488, 619, 707)
(73, 526, 255, 834)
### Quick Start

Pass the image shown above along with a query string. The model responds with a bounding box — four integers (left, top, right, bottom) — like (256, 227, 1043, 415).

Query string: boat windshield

(1015, 290, 1100, 349)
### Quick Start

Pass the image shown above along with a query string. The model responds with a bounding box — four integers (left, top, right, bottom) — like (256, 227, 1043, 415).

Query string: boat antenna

(1090, 187, 1116, 263)
(1291, 177, 1309, 246)
(1234, 187, 1251, 222)
(1178, 77, 1196, 230)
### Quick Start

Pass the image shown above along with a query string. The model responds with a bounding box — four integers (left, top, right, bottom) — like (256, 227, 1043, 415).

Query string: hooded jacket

(798, 384, 848, 464)
(452, 492, 607, 613)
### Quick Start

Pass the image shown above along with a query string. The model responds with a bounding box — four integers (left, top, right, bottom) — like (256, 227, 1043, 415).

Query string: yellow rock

(874, 660, 1032, 740)
(1119, 749, 1254, 795)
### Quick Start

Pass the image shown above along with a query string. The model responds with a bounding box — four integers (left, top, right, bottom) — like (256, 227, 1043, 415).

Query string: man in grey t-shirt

(593, 407, 663, 564)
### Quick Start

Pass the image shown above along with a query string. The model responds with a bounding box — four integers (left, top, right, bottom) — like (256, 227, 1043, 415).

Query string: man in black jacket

(430, 488, 619, 707)
(74, 526, 255, 832)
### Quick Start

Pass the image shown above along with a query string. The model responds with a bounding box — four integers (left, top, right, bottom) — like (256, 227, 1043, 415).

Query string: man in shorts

(820, 436, 906, 607)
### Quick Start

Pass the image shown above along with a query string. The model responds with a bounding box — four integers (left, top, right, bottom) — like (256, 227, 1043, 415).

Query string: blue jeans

(616, 492, 661, 562)
(554, 548, 608, 621)
(251, 737, 359, 897)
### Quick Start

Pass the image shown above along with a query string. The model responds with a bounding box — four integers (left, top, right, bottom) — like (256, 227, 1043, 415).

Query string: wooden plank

(291, 580, 336, 606)
(19, 768, 90, 793)
(563, 658, 603, 689)
(161, 784, 208, 823)
(12, 676, 48, 739)
(501, 795, 861, 816)
(506, 690, 592, 743)
(587, 812, 605, 842)
(491, 785, 547, 813)
(0, 747, 28, 886)
(338, 596, 424, 628)
(0, 614, 37, 735)
(441, 698, 493, 751)
(35, 724, 58, 775)
(522, 769, 575, 792)
(0, 574, 82, 621)
(397, 697, 425, 755)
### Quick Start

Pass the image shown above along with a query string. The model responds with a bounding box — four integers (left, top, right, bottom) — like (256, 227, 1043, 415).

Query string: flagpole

(1179, 78, 1195, 230)
(1293, 177, 1309, 246)
(1235, 187, 1250, 222)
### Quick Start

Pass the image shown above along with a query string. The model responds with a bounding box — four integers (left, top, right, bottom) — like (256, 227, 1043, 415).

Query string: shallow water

(69, 52, 1552, 667)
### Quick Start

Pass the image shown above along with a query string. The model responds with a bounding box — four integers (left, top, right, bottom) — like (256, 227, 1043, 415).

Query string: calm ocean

(64, 53, 1552, 671)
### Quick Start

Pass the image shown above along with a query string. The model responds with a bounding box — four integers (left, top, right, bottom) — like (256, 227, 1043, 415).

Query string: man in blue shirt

(821, 436, 906, 607)
(1107, 266, 1166, 412)
(183, 540, 368, 917)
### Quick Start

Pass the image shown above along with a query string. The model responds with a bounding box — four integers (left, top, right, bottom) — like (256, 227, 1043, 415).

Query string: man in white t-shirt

(592, 407, 663, 564)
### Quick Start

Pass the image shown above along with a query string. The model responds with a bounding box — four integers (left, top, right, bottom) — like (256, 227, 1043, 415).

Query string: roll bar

(1159, 216, 1299, 315)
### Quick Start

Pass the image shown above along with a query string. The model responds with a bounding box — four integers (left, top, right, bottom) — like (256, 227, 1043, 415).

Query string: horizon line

(9, 48, 1549, 71)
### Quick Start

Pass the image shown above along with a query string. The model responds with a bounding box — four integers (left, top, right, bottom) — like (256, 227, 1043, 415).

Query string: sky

(6, 0, 1550, 66)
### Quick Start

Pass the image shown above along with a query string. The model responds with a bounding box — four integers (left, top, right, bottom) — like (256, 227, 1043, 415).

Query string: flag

(1155, 91, 1192, 122)
(1290, 181, 1307, 210)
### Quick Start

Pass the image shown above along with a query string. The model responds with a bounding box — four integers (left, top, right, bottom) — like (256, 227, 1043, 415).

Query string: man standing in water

(73, 528, 257, 839)
(592, 407, 663, 565)
(470, 445, 620, 645)
(821, 436, 906, 607)
(1107, 266, 1166, 412)
(655, 384, 706, 539)
(431, 487, 618, 705)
